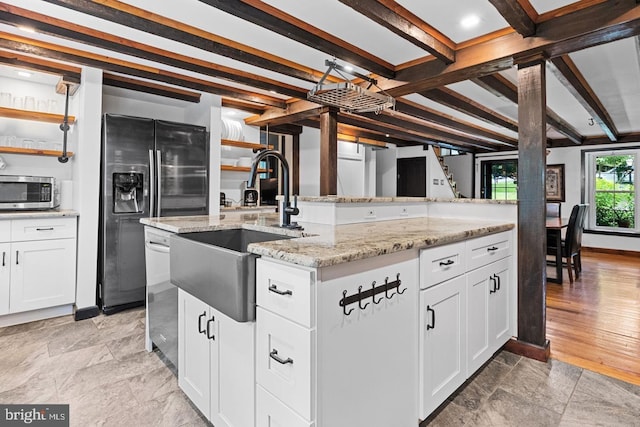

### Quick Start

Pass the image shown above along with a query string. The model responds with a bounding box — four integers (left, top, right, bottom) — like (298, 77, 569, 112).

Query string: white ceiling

(1, 0, 638, 149)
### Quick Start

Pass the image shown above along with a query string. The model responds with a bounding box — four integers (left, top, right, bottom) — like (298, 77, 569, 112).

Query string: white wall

(299, 127, 321, 196)
(475, 144, 640, 252)
(443, 153, 474, 198)
(376, 144, 397, 197)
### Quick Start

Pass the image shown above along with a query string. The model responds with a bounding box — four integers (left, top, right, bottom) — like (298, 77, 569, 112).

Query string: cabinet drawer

(11, 217, 76, 242)
(257, 258, 315, 328)
(0, 221, 10, 242)
(256, 385, 314, 427)
(466, 231, 511, 271)
(256, 307, 313, 421)
(419, 241, 466, 288)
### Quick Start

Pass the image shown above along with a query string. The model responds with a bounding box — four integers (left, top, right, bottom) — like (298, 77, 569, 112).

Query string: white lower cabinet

(467, 257, 511, 374)
(0, 217, 77, 316)
(419, 274, 467, 418)
(178, 289, 255, 427)
(256, 385, 313, 427)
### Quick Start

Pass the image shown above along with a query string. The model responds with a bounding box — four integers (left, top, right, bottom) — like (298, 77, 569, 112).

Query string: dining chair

(546, 204, 588, 283)
(546, 202, 561, 217)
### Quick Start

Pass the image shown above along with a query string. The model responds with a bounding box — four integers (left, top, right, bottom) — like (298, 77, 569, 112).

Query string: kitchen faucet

(247, 149, 301, 229)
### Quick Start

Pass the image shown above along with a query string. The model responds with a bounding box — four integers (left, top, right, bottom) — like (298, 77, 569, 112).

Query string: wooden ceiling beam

(0, 49, 81, 83)
(549, 131, 640, 147)
(420, 87, 519, 133)
(297, 118, 416, 147)
(0, 32, 287, 108)
(488, 0, 536, 37)
(550, 55, 618, 141)
(103, 73, 201, 103)
(395, 98, 517, 148)
(39, 0, 335, 84)
(393, 0, 640, 94)
(0, 4, 309, 99)
(338, 0, 455, 63)
(474, 73, 584, 144)
(196, 0, 396, 78)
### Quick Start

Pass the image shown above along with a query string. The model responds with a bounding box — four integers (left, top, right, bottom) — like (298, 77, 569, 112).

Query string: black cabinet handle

(426, 305, 435, 330)
(36, 227, 55, 231)
(439, 259, 454, 266)
(15, 250, 18, 265)
(2, 251, 4, 267)
(269, 284, 292, 296)
(487, 246, 499, 252)
(494, 274, 501, 291)
(206, 316, 215, 340)
(269, 349, 293, 365)
(489, 276, 497, 294)
(198, 311, 207, 334)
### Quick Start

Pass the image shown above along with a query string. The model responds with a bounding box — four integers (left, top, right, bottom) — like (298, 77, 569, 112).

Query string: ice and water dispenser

(113, 172, 144, 213)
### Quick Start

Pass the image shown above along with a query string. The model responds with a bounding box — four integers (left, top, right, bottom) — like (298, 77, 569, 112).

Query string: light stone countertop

(0, 209, 79, 220)
(295, 196, 517, 205)
(142, 212, 514, 268)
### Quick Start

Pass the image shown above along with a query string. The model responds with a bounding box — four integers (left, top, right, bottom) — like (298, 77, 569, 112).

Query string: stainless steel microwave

(0, 175, 58, 210)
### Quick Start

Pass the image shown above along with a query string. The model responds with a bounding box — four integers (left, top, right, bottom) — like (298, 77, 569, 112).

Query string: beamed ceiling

(1, 0, 640, 152)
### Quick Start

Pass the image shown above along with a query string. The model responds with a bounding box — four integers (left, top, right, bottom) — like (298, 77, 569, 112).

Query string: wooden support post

(509, 56, 550, 361)
(320, 108, 338, 196)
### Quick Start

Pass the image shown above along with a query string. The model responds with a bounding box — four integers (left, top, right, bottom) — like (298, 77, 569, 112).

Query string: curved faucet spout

(247, 150, 299, 228)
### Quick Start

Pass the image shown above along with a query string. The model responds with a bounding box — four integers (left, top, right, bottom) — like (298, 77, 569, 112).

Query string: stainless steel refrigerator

(99, 114, 208, 314)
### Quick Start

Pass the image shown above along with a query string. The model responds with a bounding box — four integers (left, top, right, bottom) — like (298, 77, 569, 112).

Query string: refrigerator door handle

(156, 150, 162, 216)
(148, 149, 155, 217)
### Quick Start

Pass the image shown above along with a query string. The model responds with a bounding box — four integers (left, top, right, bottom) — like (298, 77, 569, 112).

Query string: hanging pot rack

(307, 59, 395, 114)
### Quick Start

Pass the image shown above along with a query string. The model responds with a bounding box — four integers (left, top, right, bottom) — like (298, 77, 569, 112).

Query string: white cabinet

(419, 274, 467, 417)
(256, 251, 418, 427)
(418, 230, 513, 420)
(178, 289, 255, 427)
(0, 217, 77, 315)
(467, 257, 511, 374)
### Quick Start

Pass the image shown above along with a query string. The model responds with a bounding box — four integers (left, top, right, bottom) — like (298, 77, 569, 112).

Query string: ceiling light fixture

(460, 15, 480, 29)
(17, 71, 32, 78)
(307, 59, 395, 114)
(17, 26, 36, 33)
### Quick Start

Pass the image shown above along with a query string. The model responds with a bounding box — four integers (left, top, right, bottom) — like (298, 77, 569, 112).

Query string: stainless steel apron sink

(170, 229, 292, 322)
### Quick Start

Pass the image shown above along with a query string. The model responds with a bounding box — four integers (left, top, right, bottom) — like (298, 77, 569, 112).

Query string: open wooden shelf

(0, 107, 76, 125)
(220, 165, 269, 173)
(221, 139, 271, 150)
(0, 146, 74, 157)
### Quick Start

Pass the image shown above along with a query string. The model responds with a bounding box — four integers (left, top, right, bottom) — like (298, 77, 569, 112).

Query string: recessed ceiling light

(385, 134, 390, 137)
(17, 26, 36, 33)
(344, 65, 354, 72)
(17, 71, 32, 78)
(460, 15, 480, 29)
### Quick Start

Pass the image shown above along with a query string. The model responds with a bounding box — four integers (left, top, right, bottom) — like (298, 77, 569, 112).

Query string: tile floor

(1, 308, 639, 426)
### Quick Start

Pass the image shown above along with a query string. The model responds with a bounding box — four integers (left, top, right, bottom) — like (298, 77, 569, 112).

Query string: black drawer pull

(487, 246, 499, 252)
(439, 259, 454, 266)
(15, 250, 18, 265)
(2, 251, 4, 267)
(269, 284, 292, 296)
(489, 276, 497, 294)
(36, 227, 55, 231)
(198, 311, 207, 334)
(206, 316, 215, 340)
(426, 305, 435, 330)
(269, 349, 293, 365)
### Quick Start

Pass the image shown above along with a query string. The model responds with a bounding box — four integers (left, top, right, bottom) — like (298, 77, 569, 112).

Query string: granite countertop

(295, 196, 517, 205)
(0, 209, 79, 219)
(142, 213, 514, 268)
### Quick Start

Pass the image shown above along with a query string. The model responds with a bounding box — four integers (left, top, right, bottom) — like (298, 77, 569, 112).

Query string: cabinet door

(420, 274, 467, 418)
(178, 290, 211, 419)
(211, 309, 255, 427)
(466, 257, 512, 374)
(489, 257, 511, 353)
(0, 243, 10, 315)
(9, 239, 76, 313)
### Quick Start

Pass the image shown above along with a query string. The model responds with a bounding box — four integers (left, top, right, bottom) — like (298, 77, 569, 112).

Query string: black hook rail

(339, 273, 406, 316)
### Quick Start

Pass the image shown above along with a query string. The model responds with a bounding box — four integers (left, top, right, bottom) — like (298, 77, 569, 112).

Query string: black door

(397, 157, 426, 197)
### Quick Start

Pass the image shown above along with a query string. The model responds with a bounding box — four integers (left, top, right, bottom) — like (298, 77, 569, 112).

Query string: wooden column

(319, 108, 338, 196)
(505, 56, 550, 361)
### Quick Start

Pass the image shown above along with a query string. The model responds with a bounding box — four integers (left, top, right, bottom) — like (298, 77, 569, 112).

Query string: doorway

(397, 157, 426, 197)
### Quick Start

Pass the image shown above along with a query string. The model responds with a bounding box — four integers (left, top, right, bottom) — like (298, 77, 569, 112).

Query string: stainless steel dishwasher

(144, 226, 178, 369)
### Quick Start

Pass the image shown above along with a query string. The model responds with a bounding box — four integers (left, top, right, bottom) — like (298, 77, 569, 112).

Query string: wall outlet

(440, 179, 445, 185)
(433, 179, 439, 185)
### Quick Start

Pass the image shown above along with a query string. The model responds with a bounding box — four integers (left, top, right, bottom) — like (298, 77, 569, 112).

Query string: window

(480, 160, 518, 200)
(586, 150, 638, 233)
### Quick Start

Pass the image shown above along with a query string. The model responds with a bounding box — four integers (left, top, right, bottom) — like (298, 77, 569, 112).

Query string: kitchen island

(142, 199, 516, 427)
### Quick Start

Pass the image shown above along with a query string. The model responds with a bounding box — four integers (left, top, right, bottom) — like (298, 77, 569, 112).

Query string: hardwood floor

(546, 249, 640, 386)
